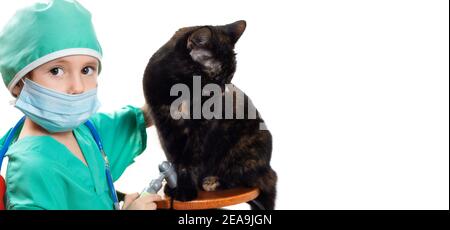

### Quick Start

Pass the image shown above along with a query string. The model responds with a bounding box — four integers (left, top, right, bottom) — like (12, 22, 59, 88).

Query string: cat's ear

(224, 20, 246, 44)
(187, 27, 212, 50)
(188, 27, 221, 74)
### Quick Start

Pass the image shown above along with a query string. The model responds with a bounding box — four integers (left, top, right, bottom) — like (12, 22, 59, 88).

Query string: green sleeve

(6, 154, 64, 210)
(89, 105, 147, 181)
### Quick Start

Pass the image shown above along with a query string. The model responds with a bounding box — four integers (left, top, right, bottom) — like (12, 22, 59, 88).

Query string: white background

(0, 0, 448, 210)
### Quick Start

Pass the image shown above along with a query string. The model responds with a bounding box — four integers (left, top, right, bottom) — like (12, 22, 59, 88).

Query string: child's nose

(67, 74, 85, 94)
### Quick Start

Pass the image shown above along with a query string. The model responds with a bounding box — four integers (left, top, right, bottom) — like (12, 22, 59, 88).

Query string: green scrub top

(0, 105, 147, 210)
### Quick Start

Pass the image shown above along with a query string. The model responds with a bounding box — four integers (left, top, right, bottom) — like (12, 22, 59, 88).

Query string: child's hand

(121, 192, 162, 210)
(141, 104, 153, 128)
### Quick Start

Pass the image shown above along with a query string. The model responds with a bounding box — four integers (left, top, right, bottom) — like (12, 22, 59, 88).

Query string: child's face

(14, 55, 99, 96)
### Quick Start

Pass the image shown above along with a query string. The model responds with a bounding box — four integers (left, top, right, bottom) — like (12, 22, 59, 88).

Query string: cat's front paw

(163, 183, 197, 201)
(174, 185, 198, 201)
(163, 183, 176, 197)
(202, 176, 220, 192)
(164, 167, 199, 201)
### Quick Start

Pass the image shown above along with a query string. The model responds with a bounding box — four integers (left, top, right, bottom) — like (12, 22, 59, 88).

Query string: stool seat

(155, 187, 260, 210)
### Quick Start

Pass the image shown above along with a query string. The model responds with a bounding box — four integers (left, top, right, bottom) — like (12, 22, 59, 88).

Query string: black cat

(142, 20, 277, 209)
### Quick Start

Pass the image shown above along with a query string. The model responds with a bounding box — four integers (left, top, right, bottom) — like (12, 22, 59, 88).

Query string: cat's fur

(142, 21, 277, 209)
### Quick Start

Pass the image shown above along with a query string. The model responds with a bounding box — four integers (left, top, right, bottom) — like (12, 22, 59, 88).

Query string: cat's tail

(248, 167, 277, 210)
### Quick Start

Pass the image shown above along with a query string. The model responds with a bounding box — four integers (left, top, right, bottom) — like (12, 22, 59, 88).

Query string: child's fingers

(122, 193, 161, 210)
(146, 202, 157, 210)
(135, 194, 160, 210)
(151, 194, 162, 201)
(123, 193, 139, 207)
(140, 194, 162, 203)
(125, 192, 140, 200)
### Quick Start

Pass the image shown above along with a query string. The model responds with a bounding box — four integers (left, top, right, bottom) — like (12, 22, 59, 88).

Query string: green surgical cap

(0, 0, 102, 94)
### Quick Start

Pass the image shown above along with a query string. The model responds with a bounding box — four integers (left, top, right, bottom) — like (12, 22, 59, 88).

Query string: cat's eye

(82, 66, 96, 76)
(49, 67, 64, 77)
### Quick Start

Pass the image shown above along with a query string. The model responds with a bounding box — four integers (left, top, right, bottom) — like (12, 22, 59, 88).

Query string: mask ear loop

(8, 78, 26, 106)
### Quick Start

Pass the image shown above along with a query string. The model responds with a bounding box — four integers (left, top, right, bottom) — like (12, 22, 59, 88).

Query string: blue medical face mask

(14, 78, 101, 133)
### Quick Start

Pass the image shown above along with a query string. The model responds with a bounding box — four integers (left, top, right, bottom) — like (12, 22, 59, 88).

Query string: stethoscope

(0, 116, 120, 210)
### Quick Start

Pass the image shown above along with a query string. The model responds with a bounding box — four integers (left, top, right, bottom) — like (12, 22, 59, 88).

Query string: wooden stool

(155, 187, 260, 210)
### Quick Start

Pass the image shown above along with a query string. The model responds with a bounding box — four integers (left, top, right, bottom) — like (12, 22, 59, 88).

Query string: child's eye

(49, 67, 64, 77)
(82, 66, 96, 75)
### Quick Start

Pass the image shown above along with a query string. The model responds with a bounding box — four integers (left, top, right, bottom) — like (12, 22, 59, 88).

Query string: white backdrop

(0, 0, 448, 210)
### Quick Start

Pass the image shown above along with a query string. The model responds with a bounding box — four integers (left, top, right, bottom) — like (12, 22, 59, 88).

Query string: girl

(0, 0, 161, 210)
